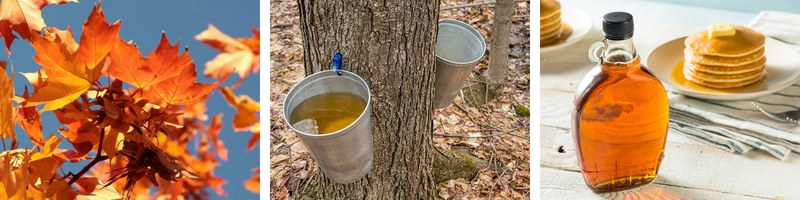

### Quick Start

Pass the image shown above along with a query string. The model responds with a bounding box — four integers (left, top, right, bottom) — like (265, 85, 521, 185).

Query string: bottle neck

(601, 38, 639, 70)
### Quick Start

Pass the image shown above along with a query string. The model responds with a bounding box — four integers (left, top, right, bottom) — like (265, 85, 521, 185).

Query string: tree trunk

(295, 0, 488, 199)
(486, 0, 514, 94)
(463, 0, 515, 106)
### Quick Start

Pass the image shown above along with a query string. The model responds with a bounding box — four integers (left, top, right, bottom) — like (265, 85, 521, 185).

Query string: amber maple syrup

(572, 12, 669, 193)
(670, 61, 767, 93)
(541, 22, 573, 47)
(289, 92, 366, 135)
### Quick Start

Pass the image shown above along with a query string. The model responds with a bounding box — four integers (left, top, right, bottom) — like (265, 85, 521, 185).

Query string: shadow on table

(583, 176, 752, 199)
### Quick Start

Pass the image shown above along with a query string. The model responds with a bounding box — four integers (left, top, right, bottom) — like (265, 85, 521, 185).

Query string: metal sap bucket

(283, 70, 372, 183)
(433, 19, 486, 109)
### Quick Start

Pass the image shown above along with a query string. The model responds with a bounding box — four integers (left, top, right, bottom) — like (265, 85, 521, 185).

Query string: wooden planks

(541, 124, 800, 199)
(541, 167, 778, 200)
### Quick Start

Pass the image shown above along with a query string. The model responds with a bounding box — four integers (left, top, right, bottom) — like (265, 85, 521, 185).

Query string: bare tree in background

(464, 0, 515, 106)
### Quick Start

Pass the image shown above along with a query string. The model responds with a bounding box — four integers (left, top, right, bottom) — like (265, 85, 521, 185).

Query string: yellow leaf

(3, 150, 29, 199)
(75, 185, 123, 200)
(219, 86, 259, 131)
(102, 130, 123, 160)
(0, 61, 15, 141)
(30, 134, 61, 162)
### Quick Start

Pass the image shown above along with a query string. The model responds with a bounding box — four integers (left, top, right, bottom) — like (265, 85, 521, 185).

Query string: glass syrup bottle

(571, 12, 669, 193)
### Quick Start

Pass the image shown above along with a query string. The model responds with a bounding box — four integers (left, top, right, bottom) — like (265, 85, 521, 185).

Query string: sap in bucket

(283, 54, 373, 183)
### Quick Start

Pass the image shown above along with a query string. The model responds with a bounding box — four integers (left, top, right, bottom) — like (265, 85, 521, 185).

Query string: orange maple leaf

(16, 87, 45, 148)
(243, 168, 259, 194)
(219, 86, 259, 151)
(152, 61, 231, 105)
(196, 25, 259, 89)
(0, 0, 77, 55)
(208, 114, 227, 161)
(0, 61, 15, 142)
(247, 123, 259, 152)
(219, 86, 258, 131)
(109, 32, 192, 89)
(53, 100, 101, 155)
(24, 3, 121, 112)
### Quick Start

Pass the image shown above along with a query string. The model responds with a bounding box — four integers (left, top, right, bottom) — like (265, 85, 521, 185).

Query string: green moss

(515, 105, 530, 117)
(455, 151, 477, 171)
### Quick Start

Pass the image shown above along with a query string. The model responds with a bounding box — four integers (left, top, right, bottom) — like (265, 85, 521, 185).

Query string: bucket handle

(332, 53, 343, 76)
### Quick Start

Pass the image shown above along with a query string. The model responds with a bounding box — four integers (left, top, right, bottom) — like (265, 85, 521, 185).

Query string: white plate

(647, 36, 800, 100)
(540, 6, 592, 54)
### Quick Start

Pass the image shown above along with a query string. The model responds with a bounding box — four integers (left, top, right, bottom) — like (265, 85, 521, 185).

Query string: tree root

(432, 147, 500, 184)
(462, 76, 504, 107)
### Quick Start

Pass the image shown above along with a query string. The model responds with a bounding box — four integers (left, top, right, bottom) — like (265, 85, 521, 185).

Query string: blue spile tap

(332, 53, 343, 76)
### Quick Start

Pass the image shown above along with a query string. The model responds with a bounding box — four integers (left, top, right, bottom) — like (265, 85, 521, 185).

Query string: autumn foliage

(0, 1, 260, 199)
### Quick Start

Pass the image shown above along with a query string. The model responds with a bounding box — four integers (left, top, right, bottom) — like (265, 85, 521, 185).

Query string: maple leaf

(29, 133, 61, 162)
(111, 140, 198, 199)
(247, 122, 259, 151)
(1, 149, 30, 199)
(0, 0, 77, 55)
(108, 32, 191, 89)
(24, 3, 120, 112)
(27, 139, 71, 199)
(208, 114, 227, 161)
(196, 25, 259, 89)
(17, 87, 45, 148)
(219, 86, 259, 151)
(152, 61, 231, 105)
(243, 168, 259, 194)
(75, 185, 124, 200)
(102, 128, 123, 161)
(219, 86, 258, 130)
(0, 61, 15, 142)
(53, 100, 101, 155)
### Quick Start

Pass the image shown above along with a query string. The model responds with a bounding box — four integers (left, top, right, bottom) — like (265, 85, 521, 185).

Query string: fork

(752, 102, 800, 125)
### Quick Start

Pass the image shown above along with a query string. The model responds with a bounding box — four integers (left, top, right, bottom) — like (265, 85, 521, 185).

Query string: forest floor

(269, 0, 531, 199)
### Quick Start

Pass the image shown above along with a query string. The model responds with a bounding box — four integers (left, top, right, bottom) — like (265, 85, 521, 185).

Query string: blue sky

(3, 0, 260, 199)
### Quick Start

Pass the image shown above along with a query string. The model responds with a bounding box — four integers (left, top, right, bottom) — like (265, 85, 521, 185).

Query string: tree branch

(433, 126, 529, 140)
(440, 0, 527, 11)
(67, 129, 108, 185)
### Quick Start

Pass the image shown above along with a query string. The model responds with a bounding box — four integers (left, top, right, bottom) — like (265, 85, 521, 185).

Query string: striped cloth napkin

(667, 11, 800, 161)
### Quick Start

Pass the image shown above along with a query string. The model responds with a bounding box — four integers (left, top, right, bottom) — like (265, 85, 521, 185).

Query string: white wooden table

(541, 1, 800, 199)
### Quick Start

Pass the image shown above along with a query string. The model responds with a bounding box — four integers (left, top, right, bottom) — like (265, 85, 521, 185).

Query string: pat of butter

(708, 23, 736, 38)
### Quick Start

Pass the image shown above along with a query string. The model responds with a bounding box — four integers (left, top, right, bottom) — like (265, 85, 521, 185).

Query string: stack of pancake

(540, 0, 562, 45)
(683, 24, 767, 88)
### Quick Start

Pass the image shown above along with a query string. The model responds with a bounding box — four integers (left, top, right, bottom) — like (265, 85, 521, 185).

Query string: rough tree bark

(296, 0, 489, 199)
(463, 0, 515, 106)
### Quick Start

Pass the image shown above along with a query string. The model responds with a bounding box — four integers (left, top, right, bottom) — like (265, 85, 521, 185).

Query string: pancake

(541, 22, 561, 37)
(540, 30, 562, 44)
(540, 0, 563, 44)
(684, 63, 765, 83)
(684, 47, 764, 67)
(541, 0, 561, 19)
(541, 13, 561, 28)
(684, 57, 766, 75)
(682, 24, 767, 89)
(685, 72, 765, 89)
(685, 25, 765, 57)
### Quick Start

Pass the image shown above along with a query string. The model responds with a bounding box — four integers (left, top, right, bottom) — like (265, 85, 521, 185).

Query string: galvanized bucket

(433, 19, 487, 109)
(283, 70, 372, 183)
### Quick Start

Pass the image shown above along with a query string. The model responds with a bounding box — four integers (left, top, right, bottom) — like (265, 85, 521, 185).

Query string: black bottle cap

(602, 12, 634, 40)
